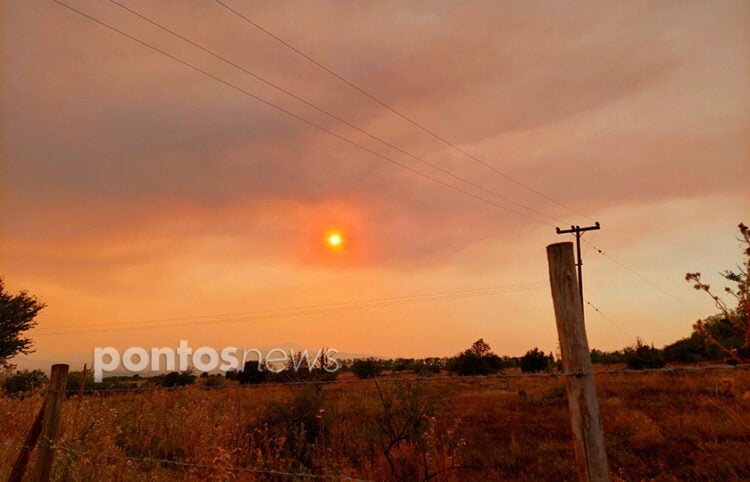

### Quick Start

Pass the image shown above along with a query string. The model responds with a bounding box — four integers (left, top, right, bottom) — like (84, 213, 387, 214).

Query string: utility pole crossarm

(555, 221, 601, 236)
(555, 222, 601, 309)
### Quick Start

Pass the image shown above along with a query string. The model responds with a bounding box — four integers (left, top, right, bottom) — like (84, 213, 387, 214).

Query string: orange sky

(1, 0, 748, 371)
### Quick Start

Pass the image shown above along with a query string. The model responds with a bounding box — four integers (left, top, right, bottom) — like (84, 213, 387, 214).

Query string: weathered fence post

(547, 242, 609, 482)
(28, 364, 69, 482)
(7, 402, 46, 482)
(79, 363, 87, 399)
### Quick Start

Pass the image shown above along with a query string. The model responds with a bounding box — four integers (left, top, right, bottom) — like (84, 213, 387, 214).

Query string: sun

(327, 232, 343, 248)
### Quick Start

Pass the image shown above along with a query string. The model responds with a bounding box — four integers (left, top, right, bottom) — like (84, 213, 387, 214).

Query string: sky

(1, 0, 748, 371)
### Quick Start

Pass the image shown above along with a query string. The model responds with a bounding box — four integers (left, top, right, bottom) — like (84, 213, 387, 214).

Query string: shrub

(662, 335, 707, 364)
(65, 369, 95, 396)
(351, 358, 382, 379)
(369, 381, 444, 479)
(447, 339, 505, 375)
(686, 222, 749, 363)
(590, 348, 626, 364)
(161, 371, 196, 387)
(520, 348, 554, 373)
(203, 373, 225, 388)
(247, 385, 326, 466)
(236, 361, 268, 385)
(268, 349, 339, 383)
(390, 357, 413, 372)
(3, 369, 48, 396)
(418, 357, 444, 374)
(624, 339, 665, 370)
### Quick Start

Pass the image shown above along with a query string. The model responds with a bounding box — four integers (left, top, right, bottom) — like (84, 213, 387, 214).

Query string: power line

(33, 282, 546, 335)
(581, 230, 597, 257)
(583, 239, 706, 317)
(107, 0, 562, 224)
(214, 0, 593, 222)
(34, 282, 545, 331)
(583, 298, 634, 341)
(51, 0, 555, 227)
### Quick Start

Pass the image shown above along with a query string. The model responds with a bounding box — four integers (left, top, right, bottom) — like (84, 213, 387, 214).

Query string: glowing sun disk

(327, 233, 343, 247)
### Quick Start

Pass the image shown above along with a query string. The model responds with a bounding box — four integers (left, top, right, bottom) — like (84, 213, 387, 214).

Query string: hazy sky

(1, 0, 748, 370)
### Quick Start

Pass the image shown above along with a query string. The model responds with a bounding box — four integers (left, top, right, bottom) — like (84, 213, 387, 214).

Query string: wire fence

(6, 362, 749, 481)
(65, 363, 750, 394)
(6, 441, 371, 481)
(53, 445, 372, 482)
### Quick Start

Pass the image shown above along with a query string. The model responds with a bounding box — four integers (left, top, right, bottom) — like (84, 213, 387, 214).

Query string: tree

(65, 369, 95, 397)
(3, 369, 48, 397)
(447, 339, 504, 376)
(662, 335, 707, 364)
(686, 223, 749, 363)
(468, 338, 492, 357)
(0, 278, 46, 368)
(624, 338, 665, 370)
(519, 347, 554, 373)
(351, 358, 382, 379)
(236, 360, 268, 385)
(590, 348, 626, 364)
(161, 371, 196, 387)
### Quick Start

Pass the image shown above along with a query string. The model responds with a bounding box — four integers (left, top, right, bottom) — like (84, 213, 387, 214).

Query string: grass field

(2, 367, 749, 481)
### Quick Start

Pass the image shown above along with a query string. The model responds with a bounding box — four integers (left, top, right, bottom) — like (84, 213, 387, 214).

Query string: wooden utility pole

(555, 222, 600, 307)
(29, 364, 69, 482)
(547, 242, 609, 482)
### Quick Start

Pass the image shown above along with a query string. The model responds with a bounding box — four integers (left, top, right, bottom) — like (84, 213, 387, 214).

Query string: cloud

(1, 0, 748, 285)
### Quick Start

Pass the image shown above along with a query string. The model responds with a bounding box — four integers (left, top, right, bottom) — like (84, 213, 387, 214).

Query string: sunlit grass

(1, 368, 749, 480)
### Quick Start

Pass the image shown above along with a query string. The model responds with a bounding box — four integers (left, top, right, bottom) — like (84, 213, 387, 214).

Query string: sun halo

(327, 232, 343, 248)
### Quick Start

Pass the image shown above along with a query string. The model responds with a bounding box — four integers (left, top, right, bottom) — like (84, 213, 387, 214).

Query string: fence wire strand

(70, 363, 750, 394)
(7, 364, 750, 480)
(54, 445, 371, 481)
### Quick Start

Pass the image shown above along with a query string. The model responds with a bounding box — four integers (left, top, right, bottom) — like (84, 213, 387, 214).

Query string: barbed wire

(70, 363, 750, 394)
(54, 445, 371, 481)
(591, 364, 750, 376)
(75, 371, 569, 394)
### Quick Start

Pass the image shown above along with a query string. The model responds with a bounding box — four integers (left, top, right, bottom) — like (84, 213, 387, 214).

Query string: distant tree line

(340, 339, 559, 379)
(588, 313, 749, 370)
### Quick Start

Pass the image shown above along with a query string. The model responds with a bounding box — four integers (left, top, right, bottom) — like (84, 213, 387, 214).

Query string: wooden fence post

(79, 364, 87, 399)
(28, 364, 69, 482)
(7, 402, 46, 482)
(547, 242, 610, 482)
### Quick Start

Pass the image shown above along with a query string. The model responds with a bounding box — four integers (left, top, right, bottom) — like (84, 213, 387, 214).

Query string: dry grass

(1, 368, 749, 481)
